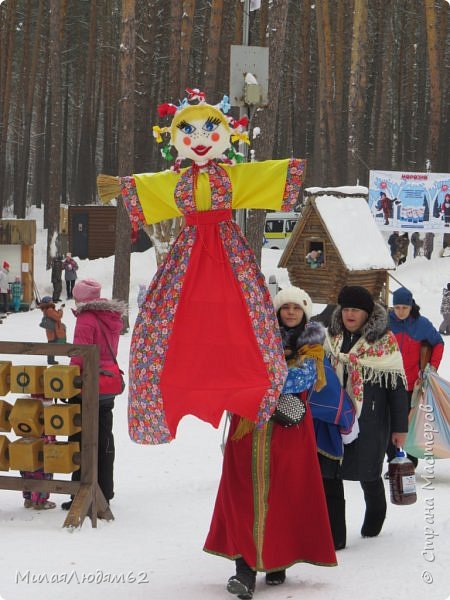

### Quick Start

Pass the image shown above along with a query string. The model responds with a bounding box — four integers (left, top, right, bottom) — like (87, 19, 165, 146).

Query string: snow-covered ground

(0, 207, 449, 600)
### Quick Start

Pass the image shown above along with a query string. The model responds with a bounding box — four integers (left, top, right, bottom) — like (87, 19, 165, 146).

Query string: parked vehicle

(263, 212, 299, 249)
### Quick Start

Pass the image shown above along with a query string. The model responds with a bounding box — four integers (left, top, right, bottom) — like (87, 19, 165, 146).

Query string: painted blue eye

(203, 117, 221, 132)
(181, 123, 195, 135)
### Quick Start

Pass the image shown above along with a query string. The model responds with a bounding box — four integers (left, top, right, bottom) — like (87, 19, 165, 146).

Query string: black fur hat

(337, 285, 374, 315)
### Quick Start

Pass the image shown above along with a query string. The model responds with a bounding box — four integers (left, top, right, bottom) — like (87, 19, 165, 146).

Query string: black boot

(360, 479, 387, 537)
(323, 478, 347, 550)
(265, 570, 286, 585)
(227, 558, 256, 600)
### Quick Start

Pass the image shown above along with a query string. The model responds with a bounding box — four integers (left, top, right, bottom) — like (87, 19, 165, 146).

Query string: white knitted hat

(273, 287, 312, 321)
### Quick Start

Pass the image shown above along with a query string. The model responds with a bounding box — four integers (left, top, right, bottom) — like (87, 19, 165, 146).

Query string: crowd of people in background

(0, 251, 79, 319)
(387, 231, 438, 264)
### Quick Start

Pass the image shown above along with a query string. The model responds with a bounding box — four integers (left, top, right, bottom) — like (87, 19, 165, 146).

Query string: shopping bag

(404, 369, 450, 459)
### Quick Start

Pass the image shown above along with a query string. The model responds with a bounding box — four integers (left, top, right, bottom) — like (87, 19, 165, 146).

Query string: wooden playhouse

(278, 195, 395, 305)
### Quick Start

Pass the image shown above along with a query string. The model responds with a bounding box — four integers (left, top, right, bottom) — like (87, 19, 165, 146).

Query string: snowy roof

(315, 195, 395, 270)
(305, 185, 368, 195)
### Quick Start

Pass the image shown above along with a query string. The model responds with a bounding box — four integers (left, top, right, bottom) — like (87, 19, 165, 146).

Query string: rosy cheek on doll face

(211, 132, 220, 142)
(183, 136, 191, 146)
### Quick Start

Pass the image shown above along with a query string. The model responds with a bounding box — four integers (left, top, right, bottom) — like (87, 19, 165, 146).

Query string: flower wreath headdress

(152, 87, 250, 171)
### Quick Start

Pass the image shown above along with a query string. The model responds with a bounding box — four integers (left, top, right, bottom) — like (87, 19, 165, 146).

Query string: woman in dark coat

(325, 286, 409, 543)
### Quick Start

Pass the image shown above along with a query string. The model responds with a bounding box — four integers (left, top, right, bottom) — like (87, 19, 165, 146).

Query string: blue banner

(369, 170, 450, 232)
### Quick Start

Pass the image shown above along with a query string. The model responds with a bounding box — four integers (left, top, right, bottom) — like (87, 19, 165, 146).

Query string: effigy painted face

(171, 104, 231, 164)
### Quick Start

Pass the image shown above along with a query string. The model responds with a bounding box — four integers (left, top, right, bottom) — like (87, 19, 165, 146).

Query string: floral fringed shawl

(325, 330, 406, 417)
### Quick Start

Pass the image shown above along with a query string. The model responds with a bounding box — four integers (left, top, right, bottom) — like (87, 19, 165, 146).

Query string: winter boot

(265, 570, 286, 585)
(33, 500, 56, 510)
(227, 558, 256, 600)
(360, 478, 387, 537)
(323, 478, 347, 550)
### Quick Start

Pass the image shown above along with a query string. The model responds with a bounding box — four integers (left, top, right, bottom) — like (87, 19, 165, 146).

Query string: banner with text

(369, 170, 450, 232)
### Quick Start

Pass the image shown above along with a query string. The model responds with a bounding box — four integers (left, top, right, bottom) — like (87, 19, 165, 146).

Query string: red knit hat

(3, 261, 10, 270)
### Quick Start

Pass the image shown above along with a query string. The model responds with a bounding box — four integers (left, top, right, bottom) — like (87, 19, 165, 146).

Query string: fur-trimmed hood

(328, 302, 388, 344)
(72, 298, 128, 336)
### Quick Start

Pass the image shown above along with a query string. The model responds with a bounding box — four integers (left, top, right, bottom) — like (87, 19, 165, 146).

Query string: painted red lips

(192, 145, 212, 156)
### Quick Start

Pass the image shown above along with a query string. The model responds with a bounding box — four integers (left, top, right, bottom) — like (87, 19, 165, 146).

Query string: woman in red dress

(204, 287, 336, 600)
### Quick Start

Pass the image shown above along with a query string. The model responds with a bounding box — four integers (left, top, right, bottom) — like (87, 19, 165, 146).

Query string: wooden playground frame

(0, 340, 114, 528)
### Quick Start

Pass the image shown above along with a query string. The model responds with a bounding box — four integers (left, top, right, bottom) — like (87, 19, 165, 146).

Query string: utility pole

(236, 0, 250, 235)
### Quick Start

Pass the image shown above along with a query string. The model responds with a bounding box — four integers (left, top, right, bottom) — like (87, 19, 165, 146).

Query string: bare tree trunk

(15, 0, 44, 218)
(143, 220, 184, 266)
(73, 1, 98, 205)
(204, 0, 223, 99)
(373, 0, 394, 169)
(316, 0, 339, 183)
(47, 0, 63, 268)
(100, 0, 117, 174)
(135, 0, 157, 172)
(31, 14, 49, 209)
(113, 0, 135, 332)
(423, 0, 441, 169)
(11, 0, 31, 217)
(180, 0, 196, 95)
(0, 0, 16, 213)
(293, 1, 312, 158)
(346, 0, 368, 184)
(168, 1, 183, 102)
(334, 0, 346, 170)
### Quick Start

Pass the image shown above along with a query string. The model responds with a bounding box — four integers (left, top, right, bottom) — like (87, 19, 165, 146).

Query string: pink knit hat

(72, 278, 102, 303)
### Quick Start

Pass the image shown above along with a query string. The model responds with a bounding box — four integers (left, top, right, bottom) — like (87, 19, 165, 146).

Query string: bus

(263, 212, 300, 249)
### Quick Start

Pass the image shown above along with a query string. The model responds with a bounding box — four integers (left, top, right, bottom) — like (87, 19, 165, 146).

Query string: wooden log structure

(0, 341, 113, 528)
(279, 198, 390, 306)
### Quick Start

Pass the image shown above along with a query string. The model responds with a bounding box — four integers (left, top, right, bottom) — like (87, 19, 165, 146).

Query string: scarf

(232, 343, 326, 441)
(296, 343, 326, 392)
(326, 329, 406, 417)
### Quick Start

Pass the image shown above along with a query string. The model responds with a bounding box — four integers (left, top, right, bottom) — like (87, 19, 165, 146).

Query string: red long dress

(204, 398, 337, 572)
